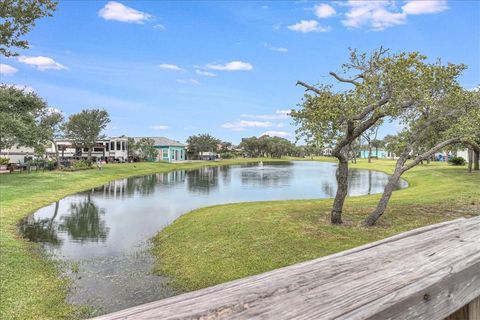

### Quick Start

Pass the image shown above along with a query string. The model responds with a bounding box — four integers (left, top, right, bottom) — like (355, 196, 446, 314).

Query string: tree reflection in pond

(59, 195, 109, 243)
(20, 201, 62, 245)
(187, 166, 219, 194)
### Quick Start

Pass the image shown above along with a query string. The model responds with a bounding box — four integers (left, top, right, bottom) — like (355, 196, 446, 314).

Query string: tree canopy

(0, 85, 52, 152)
(0, 0, 57, 57)
(186, 134, 220, 158)
(240, 135, 298, 158)
(62, 109, 110, 161)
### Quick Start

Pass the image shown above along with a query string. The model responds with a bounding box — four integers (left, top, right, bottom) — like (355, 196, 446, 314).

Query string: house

(133, 137, 186, 162)
(49, 137, 128, 162)
(0, 145, 35, 163)
(0, 137, 128, 163)
(199, 151, 218, 161)
(358, 149, 395, 159)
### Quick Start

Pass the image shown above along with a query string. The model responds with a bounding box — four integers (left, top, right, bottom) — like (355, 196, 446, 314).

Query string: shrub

(449, 156, 466, 166)
(0, 157, 10, 165)
(64, 160, 93, 171)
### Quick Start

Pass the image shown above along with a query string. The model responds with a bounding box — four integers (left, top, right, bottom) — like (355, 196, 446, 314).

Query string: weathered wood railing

(93, 216, 480, 320)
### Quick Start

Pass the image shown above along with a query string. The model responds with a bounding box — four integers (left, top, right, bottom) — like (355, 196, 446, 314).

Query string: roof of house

(132, 137, 185, 147)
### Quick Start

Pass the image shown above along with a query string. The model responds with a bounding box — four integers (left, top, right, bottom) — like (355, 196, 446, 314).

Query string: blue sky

(1, 0, 479, 144)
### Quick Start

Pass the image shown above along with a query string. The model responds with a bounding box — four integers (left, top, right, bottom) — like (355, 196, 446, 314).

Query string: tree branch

(296, 81, 323, 95)
(329, 72, 362, 86)
(401, 137, 461, 172)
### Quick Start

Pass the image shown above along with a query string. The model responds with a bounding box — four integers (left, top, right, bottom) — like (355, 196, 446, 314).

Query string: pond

(20, 161, 407, 316)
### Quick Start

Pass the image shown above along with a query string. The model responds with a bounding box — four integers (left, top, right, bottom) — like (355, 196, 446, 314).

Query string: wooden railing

(93, 216, 480, 320)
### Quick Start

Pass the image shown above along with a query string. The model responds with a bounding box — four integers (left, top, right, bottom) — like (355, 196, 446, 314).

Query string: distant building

(0, 137, 128, 163)
(199, 151, 218, 161)
(133, 137, 186, 162)
(358, 149, 396, 159)
(50, 137, 128, 162)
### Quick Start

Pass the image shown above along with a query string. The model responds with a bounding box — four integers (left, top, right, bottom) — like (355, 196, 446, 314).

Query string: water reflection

(19, 161, 407, 315)
(58, 195, 109, 243)
(20, 201, 62, 245)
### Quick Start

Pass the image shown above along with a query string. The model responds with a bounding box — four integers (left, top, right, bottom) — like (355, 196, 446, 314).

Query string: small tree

(186, 134, 220, 159)
(38, 110, 64, 168)
(1, 0, 58, 57)
(63, 109, 110, 162)
(363, 68, 480, 226)
(136, 138, 157, 161)
(293, 48, 427, 224)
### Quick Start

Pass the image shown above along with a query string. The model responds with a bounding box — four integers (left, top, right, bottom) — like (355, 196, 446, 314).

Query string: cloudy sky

(1, 1, 479, 143)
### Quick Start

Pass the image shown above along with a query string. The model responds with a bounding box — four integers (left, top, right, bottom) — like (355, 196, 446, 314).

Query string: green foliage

(65, 159, 93, 171)
(127, 137, 138, 157)
(62, 109, 110, 160)
(240, 135, 297, 158)
(0, 85, 49, 151)
(186, 134, 220, 159)
(0, 157, 10, 165)
(0, 0, 58, 57)
(449, 156, 466, 166)
(136, 138, 157, 160)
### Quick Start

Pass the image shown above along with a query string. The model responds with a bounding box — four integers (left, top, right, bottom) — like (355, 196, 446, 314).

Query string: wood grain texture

(92, 217, 480, 320)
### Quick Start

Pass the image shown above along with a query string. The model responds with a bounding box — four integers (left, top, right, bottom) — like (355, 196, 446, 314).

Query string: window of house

(110, 141, 115, 150)
(106, 143, 109, 151)
(117, 141, 121, 151)
(122, 141, 126, 151)
(83, 148, 89, 152)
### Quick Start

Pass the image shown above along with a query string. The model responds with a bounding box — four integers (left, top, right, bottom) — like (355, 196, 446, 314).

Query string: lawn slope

(153, 160, 479, 292)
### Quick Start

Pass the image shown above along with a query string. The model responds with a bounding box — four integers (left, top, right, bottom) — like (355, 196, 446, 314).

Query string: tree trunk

(364, 156, 407, 226)
(87, 147, 92, 163)
(474, 149, 479, 171)
(331, 153, 348, 224)
(468, 148, 473, 173)
(52, 140, 60, 169)
(368, 146, 372, 163)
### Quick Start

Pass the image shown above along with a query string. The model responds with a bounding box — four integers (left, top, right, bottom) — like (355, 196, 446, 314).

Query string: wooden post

(469, 296, 480, 320)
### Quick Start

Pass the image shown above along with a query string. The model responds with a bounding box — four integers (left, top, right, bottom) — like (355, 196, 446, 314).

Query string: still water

(20, 161, 407, 315)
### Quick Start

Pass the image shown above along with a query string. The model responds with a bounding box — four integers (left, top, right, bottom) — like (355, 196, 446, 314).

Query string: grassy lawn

(152, 159, 480, 292)
(0, 158, 281, 320)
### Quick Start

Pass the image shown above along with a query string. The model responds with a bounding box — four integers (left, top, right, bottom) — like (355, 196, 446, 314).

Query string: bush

(449, 156, 466, 166)
(220, 152, 235, 159)
(64, 160, 93, 171)
(0, 157, 10, 165)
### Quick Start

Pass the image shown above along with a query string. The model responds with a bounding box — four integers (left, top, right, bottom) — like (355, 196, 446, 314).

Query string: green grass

(0, 158, 281, 320)
(152, 159, 480, 292)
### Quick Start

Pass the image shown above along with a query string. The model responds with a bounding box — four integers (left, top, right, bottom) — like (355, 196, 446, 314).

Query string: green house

(134, 137, 186, 162)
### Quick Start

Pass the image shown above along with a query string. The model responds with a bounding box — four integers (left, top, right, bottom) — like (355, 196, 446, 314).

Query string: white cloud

(342, 1, 406, 31)
(17, 56, 68, 71)
(241, 110, 291, 120)
(261, 5, 269, 9)
(288, 20, 331, 33)
(150, 125, 169, 130)
(153, 23, 165, 30)
(12, 84, 35, 93)
(221, 120, 274, 131)
(206, 61, 253, 71)
(314, 3, 336, 18)
(402, 0, 448, 15)
(98, 1, 152, 23)
(47, 107, 63, 115)
(157, 63, 184, 71)
(196, 69, 217, 77)
(176, 78, 200, 85)
(341, 0, 448, 31)
(260, 131, 291, 138)
(263, 43, 288, 53)
(0, 63, 18, 75)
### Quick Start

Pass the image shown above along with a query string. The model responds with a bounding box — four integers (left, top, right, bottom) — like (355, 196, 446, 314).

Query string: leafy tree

(186, 134, 220, 159)
(62, 109, 110, 162)
(0, 0, 57, 57)
(38, 110, 64, 168)
(239, 135, 297, 158)
(363, 67, 480, 226)
(0, 85, 51, 152)
(292, 48, 428, 224)
(127, 137, 138, 157)
(136, 138, 157, 160)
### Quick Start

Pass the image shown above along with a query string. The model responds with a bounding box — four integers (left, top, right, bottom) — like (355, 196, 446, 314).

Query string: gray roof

(132, 137, 185, 147)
